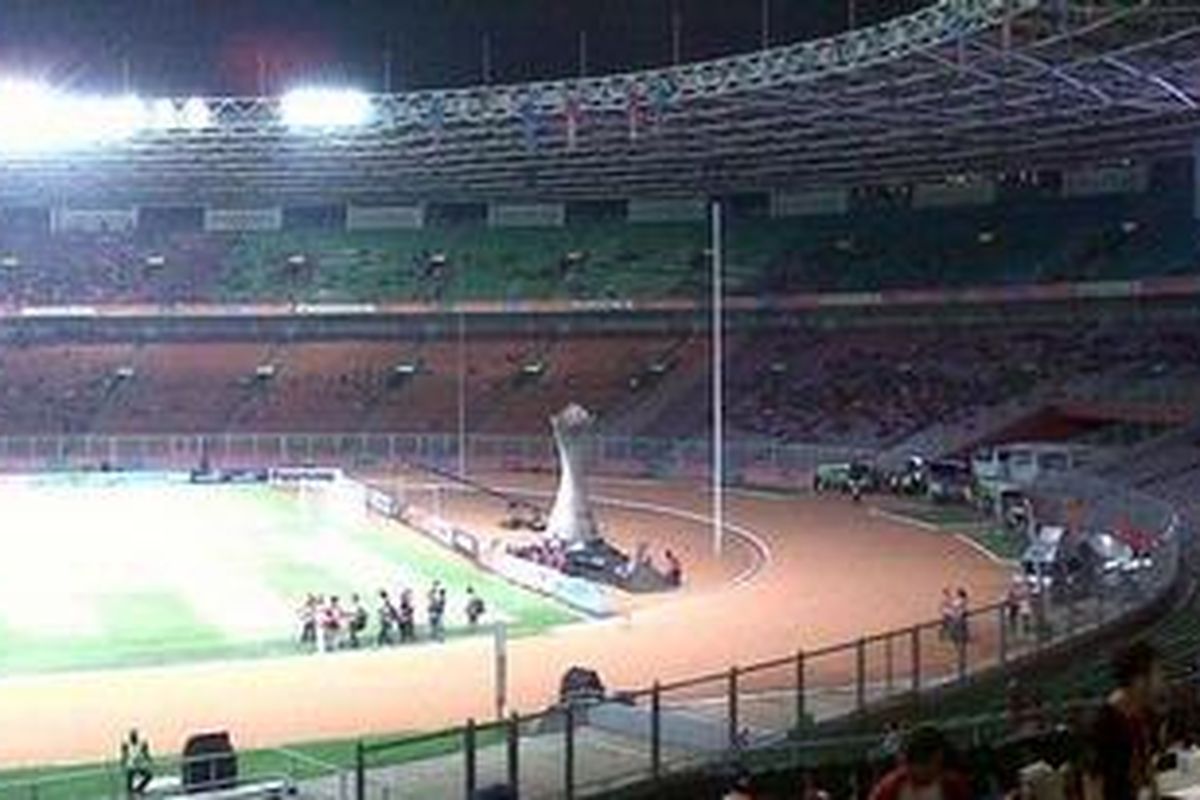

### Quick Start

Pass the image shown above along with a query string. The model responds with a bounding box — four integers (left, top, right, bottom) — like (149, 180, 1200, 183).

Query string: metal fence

(0, 434, 1183, 799)
(0, 747, 349, 800)
(0, 432, 870, 489)
(348, 475, 1183, 799)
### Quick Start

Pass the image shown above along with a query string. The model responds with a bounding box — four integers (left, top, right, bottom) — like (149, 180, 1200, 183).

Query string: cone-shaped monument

(546, 403, 601, 544)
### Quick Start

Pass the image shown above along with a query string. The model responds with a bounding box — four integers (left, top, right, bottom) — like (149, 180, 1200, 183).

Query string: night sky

(0, 0, 924, 96)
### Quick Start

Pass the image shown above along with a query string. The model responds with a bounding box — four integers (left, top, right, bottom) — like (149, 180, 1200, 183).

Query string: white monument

(546, 403, 601, 544)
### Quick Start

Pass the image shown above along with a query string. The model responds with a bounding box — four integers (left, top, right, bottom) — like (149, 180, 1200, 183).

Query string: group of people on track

(298, 581, 487, 652)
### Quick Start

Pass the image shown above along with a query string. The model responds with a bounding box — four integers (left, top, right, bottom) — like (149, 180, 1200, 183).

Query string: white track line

(867, 506, 941, 532)
(868, 506, 1016, 567)
(433, 482, 773, 590)
(952, 534, 1018, 567)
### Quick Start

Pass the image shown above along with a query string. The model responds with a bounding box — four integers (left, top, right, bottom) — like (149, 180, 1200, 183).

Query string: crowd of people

(297, 581, 487, 652)
(721, 323, 1200, 448)
(508, 538, 684, 587)
(720, 640, 1182, 800)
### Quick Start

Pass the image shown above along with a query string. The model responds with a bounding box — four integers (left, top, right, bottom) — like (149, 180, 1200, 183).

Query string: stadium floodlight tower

(546, 403, 601, 544)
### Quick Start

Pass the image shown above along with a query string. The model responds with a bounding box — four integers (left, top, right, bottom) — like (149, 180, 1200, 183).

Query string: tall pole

(711, 200, 724, 557)
(481, 33, 493, 84)
(671, 8, 683, 65)
(458, 310, 468, 478)
(1193, 136, 1200, 223)
(760, 0, 771, 49)
(382, 46, 393, 93)
(256, 52, 268, 96)
(578, 30, 589, 78)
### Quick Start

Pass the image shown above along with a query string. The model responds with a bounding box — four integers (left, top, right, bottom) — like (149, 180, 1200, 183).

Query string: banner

(204, 207, 283, 232)
(51, 208, 138, 233)
(913, 179, 996, 208)
(771, 188, 850, 217)
(627, 197, 706, 223)
(489, 553, 613, 616)
(346, 205, 425, 231)
(1062, 164, 1148, 197)
(487, 202, 566, 228)
(268, 466, 342, 484)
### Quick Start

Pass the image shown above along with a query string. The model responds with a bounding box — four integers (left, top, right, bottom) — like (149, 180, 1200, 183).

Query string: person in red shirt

(868, 725, 971, 800)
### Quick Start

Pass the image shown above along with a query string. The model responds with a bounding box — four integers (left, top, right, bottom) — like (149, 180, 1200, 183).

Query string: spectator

(868, 725, 971, 800)
(466, 587, 486, 628)
(873, 721, 904, 767)
(348, 593, 368, 649)
(797, 772, 831, 800)
(323, 595, 344, 650)
(1083, 640, 1163, 800)
(722, 767, 757, 800)
(428, 581, 446, 641)
(939, 588, 955, 641)
(398, 589, 416, 642)
(954, 588, 970, 645)
(1006, 578, 1023, 633)
(120, 728, 154, 796)
(377, 590, 397, 646)
(298, 593, 317, 647)
(664, 549, 682, 587)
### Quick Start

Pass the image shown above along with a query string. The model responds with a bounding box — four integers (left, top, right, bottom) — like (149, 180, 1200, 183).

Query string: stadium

(0, 0, 1197, 797)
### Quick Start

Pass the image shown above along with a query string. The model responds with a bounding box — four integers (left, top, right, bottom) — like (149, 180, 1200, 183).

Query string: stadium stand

(0, 188, 1189, 307)
(0, 315, 1198, 445)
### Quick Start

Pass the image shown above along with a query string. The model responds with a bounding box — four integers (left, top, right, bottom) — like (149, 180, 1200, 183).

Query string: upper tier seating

(0, 190, 1189, 306)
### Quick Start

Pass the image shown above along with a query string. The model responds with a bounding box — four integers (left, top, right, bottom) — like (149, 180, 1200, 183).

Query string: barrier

(353, 477, 611, 615)
(0, 431, 867, 489)
(0, 432, 1183, 797)
(487, 553, 614, 618)
(347, 469, 1184, 799)
(267, 466, 343, 484)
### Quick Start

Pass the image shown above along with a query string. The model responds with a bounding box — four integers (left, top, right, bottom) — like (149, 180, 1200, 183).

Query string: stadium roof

(2, 0, 1199, 205)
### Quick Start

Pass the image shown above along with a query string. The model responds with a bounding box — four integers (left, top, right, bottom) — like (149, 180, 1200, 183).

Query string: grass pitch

(0, 475, 575, 675)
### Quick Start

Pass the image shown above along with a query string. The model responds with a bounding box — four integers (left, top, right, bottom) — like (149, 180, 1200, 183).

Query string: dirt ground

(0, 475, 1011, 767)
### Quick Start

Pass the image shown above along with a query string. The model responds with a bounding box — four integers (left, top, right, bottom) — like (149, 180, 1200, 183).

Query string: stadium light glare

(181, 97, 213, 129)
(148, 99, 178, 130)
(280, 87, 371, 128)
(147, 97, 213, 131)
(83, 95, 148, 141)
(0, 81, 149, 151)
(0, 81, 65, 151)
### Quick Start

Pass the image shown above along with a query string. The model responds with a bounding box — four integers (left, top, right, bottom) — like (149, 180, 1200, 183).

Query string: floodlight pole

(671, 9, 683, 65)
(711, 200, 724, 558)
(457, 309, 468, 479)
(481, 34, 493, 85)
(383, 47, 394, 93)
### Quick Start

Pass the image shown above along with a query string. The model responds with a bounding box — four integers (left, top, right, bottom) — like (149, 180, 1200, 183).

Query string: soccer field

(0, 474, 576, 675)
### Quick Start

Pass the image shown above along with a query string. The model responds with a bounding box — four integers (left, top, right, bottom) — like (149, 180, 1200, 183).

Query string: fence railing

(0, 434, 1183, 799)
(0, 746, 349, 800)
(0, 431, 871, 490)
(348, 474, 1182, 799)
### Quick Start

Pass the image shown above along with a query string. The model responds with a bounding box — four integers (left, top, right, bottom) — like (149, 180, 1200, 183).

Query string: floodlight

(280, 87, 371, 128)
(148, 99, 178, 130)
(147, 97, 212, 131)
(0, 81, 149, 151)
(0, 81, 63, 151)
(84, 95, 148, 141)
(181, 97, 212, 129)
